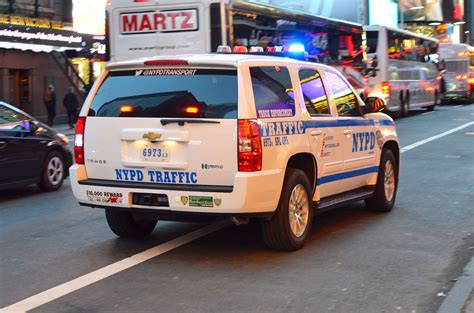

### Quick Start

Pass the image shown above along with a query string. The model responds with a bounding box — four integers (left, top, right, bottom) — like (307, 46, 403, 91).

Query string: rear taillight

(238, 120, 262, 172)
(74, 117, 86, 164)
(456, 75, 468, 81)
(382, 81, 390, 95)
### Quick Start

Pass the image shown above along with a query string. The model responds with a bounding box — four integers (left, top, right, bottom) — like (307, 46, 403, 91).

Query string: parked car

(0, 101, 72, 191)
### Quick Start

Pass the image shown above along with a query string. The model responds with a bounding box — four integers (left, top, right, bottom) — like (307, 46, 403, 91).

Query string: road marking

(453, 105, 463, 108)
(401, 121, 474, 153)
(0, 220, 230, 313)
(422, 111, 434, 115)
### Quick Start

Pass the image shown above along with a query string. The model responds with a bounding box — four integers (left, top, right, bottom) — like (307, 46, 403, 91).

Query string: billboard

(369, 0, 398, 28)
(73, 0, 106, 35)
(400, 0, 464, 22)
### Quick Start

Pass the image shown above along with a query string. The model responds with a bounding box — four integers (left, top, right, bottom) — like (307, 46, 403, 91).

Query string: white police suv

(70, 54, 400, 251)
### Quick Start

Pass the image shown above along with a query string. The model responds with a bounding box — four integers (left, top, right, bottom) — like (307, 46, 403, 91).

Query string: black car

(0, 101, 72, 191)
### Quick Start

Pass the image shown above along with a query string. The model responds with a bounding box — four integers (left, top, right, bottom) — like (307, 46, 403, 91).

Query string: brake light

(456, 75, 467, 80)
(468, 78, 474, 84)
(382, 81, 390, 95)
(74, 117, 86, 164)
(425, 87, 434, 91)
(184, 106, 199, 114)
(144, 60, 188, 66)
(238, 120, 262, 172)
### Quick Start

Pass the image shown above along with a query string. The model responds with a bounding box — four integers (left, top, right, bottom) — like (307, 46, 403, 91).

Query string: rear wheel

(261, 168, 313, 251)
(106, 209, 157, 238)
(400, 92, 409, 117)
(365, 149, 398, 212)
(38, 150, 66, 191)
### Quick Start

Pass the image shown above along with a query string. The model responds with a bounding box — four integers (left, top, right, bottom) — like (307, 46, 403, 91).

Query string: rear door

(83, 66, 238, 188)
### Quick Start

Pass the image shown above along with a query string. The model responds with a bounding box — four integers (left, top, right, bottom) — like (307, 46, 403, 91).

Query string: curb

(438, 257, 474, 313)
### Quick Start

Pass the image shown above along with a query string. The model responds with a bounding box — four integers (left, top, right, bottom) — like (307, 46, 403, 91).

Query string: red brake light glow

(238, 120, 262, 172)
(74, 117, 86, 164)
(382, 81, 390, 95)
(185, 106, 199, 114)
(120, 105, 133, 113)
(144, 60, 188, 66)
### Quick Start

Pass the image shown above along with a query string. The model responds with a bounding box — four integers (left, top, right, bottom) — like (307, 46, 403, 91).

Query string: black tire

(105, 209, 157, 238)
(365, 149, 398, 212)
(261, 168, 313, 251)
(401, 92, 409, 117)
(426, 92, 438, 111)
(38, 150, 66, 191)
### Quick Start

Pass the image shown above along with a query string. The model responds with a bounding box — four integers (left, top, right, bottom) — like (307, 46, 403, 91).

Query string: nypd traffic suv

(70, 54, 400, 251)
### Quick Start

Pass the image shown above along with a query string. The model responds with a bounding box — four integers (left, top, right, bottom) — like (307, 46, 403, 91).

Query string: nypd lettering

(115, 169, 198, 184)
(352, 132, 376, 152)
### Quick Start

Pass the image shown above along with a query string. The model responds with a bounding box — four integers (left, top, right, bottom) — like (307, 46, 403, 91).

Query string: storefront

(0, 14, 93, 123)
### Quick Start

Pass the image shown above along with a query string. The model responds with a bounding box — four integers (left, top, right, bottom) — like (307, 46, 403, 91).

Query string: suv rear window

(89, 69, 238, 118)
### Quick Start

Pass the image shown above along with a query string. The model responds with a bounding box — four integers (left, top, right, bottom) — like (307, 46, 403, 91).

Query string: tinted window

(0, 105, 31, 132)
(298, 69, 330, 115)
(366, 31, 378, 54)
(89, 69, 238, 118)
(250, 66, 295, 118)
(325, 71, 360, 117)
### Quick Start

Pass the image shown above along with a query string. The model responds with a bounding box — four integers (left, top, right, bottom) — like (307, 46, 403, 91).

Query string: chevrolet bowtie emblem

(142, 132, 162, 141)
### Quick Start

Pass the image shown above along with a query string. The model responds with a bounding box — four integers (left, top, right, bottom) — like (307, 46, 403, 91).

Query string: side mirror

(364, 97, 385, 114)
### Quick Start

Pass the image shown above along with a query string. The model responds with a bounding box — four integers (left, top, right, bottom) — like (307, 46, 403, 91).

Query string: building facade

(0, 0, 90, 124)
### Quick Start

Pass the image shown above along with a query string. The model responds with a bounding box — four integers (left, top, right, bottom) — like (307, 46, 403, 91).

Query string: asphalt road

(1, 104, 473, 313)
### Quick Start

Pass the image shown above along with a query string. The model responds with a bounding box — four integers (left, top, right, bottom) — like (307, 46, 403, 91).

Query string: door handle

(310, 130, 322, 136)
(0, 141, 7, 149)
(343, 129, 354, 135)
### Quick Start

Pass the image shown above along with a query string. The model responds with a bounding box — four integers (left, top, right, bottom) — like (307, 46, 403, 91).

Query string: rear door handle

(343, 129, 354, 135)
(310, 130, 322, 136)
(0, 141, 7, 149)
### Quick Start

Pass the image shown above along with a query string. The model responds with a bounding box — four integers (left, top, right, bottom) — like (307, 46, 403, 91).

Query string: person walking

(43, 85, 56, 126)
(63, 87, 79, 129)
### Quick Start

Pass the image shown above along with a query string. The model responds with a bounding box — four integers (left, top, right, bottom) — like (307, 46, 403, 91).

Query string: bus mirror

(364, 97, 385, 114)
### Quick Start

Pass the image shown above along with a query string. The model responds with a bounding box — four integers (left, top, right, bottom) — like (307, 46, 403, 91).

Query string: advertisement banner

(400, 0, 464, 22)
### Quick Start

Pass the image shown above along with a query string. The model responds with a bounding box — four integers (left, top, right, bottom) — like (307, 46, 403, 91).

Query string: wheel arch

(382, 140, 400, 177)
(286, 153, 317, 196)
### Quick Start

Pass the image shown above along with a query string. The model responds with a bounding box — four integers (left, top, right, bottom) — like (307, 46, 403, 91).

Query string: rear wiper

(160, 119, 221, 126)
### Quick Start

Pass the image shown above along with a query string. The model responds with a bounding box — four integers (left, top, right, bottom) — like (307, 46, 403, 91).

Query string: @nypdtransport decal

(135, 69, 197, 76)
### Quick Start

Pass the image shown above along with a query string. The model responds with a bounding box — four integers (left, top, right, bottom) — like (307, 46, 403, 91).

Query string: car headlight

(57, 133, 69, 143)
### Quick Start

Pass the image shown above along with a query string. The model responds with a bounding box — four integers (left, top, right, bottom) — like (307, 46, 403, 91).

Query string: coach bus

(438, 43, 474, 101)
(105, 0, 369, 98)
(365, 25, 439, 117)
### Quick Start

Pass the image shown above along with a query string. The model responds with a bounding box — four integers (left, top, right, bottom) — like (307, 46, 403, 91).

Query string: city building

(0, 0, 93, 124)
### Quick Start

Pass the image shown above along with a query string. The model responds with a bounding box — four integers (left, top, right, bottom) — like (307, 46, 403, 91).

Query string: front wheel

(261, 168, 313, 251)
(106, 209, 158, 238)
(365, 149, 398, 212)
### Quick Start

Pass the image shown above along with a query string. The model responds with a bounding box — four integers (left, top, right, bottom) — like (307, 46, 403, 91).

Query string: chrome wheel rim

(288, 184, 309, 238)
(47, 156, 64, 186)
(384, 160, 395, 202)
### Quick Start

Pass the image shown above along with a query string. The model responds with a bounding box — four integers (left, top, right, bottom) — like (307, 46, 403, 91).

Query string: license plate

(141, 144, 170, 162)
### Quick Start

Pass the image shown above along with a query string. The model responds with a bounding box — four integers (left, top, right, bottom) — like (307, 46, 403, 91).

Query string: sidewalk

(52, 124, 76, 136)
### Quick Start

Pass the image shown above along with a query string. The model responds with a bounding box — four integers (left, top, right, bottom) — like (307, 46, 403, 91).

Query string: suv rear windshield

(89, 69, 238, 118)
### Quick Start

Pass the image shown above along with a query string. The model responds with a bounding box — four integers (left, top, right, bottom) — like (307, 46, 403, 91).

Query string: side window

(298, 69, 330, 116)
(0, 105, 32, 133)
(324, 70, 361, 117)
(250, 66, 295, 119)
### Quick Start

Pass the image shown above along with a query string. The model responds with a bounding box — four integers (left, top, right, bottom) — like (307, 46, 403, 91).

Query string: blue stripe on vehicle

(304, 119, 375, 128)
(316, 166, 379, 185)
(379, 120, 395, 127)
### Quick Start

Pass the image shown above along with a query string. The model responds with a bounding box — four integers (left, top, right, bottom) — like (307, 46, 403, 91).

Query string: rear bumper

(69, 164, 284, 215)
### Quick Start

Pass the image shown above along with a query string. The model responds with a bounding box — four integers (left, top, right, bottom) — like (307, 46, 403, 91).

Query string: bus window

(366, 31, 378, 54)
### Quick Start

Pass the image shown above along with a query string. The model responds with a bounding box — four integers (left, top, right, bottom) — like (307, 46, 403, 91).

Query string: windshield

(89, 69, 238, 118)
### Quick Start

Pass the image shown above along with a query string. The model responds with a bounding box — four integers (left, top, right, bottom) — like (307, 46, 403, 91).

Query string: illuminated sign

(0, 14, 70, 30)
(73, 0, 106, 35)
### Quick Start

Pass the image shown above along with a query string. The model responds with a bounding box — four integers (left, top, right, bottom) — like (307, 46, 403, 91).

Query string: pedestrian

(63, 87, 79, 129)
(43, 85, 56, 127)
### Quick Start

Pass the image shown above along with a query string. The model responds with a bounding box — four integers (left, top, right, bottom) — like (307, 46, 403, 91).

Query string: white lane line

(401, 121, 474, 153)
(453, 104, 463, 108)
(422, 111, 434, 115)
(0, 220, 230, 313)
